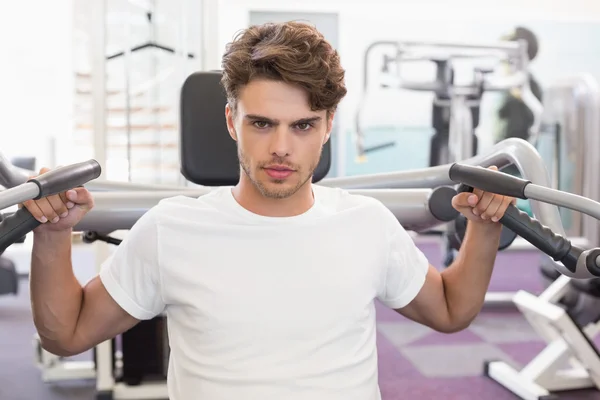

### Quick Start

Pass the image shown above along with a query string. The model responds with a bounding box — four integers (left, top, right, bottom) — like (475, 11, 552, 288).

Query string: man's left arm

(397, 222, 503, 333)
(387, 166, 514, 333)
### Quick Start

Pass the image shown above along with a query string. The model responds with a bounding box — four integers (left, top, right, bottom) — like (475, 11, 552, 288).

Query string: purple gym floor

(0, 242, 598, 399)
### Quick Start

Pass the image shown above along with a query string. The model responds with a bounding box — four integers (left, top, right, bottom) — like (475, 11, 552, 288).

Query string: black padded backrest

(179, 71, 331, 186)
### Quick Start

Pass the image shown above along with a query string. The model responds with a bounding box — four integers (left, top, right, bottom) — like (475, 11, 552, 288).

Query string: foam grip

(499, 204, 574, 271)
(449, 163, 530, 199)
(0, 208, 40, 254)
(29, 159, 101, 200)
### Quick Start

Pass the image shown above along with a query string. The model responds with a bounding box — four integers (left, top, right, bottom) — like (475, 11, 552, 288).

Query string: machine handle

(0, 208, 40, 254)
(29, 159, 101, 200)
(499, 204, 578, 273)
(449, 163, 531, 199)
(455, 182, 583, 275)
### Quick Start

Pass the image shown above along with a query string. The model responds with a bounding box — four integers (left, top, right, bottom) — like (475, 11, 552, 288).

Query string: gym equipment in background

(354, 39, 543, 165)
(495, 26, 543, 145)
(534, 74, 600, 282)
(0, 72, 586, 399)
(448, 163, 600, 399)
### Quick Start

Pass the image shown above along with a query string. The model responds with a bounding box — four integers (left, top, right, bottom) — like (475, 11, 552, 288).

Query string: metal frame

(354, 39, 542, 160)
(485, 275, 600, 399)
(480, 73, 600, 400)
(33, 334, 96, 382)
(536, 74, 600, 249)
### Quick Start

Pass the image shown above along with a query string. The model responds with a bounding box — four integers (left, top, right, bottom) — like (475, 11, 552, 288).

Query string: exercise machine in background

(354, 39, 543, 164)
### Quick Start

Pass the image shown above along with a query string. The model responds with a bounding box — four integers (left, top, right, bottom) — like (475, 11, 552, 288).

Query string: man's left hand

(451, 166, 516, 224)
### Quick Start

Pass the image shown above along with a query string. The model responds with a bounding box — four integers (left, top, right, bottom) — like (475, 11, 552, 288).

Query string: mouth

(263, 165, 295, 179)
(264, 164, 294, 172)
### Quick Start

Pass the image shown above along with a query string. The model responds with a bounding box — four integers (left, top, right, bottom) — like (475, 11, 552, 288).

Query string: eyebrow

(244, 114, 322, 125)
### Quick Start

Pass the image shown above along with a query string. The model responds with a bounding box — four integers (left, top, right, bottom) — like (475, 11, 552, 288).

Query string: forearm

(441, 221, 502, 328)
(30, 229, 83, 352)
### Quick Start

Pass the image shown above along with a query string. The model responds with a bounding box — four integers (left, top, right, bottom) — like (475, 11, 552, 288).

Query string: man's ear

(225, 103, 237, 141)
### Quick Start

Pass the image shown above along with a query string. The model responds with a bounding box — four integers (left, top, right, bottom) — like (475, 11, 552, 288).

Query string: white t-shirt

(99, 184, 429, 400)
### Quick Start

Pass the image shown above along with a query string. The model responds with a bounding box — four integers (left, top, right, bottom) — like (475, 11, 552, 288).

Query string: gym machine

(0, 142, 596, 399)
(448, 163, 600, 400)
(355, 39, 543, 163)
(0, 71, 588, 399)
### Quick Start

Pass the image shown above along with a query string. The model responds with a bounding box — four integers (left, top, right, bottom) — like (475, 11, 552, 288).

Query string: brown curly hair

(221, 21, 347, 115)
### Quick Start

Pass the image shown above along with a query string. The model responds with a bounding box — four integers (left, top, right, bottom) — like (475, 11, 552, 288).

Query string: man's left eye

(296, 123, 311, 131)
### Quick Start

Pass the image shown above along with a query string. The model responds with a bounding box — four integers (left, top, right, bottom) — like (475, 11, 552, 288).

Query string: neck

(232, 174, 314, 217)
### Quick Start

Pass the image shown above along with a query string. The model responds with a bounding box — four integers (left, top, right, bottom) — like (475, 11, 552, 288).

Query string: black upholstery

(179, 71, 331, 186)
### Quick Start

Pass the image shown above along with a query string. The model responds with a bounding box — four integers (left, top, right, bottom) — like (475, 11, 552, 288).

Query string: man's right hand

(22, 167, 95, 233)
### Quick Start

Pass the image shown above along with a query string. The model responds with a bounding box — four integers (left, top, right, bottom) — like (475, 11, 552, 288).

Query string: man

(26, 22, 514, 400)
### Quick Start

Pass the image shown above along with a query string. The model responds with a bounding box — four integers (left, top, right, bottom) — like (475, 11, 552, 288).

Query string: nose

(269, 127, 291, 157)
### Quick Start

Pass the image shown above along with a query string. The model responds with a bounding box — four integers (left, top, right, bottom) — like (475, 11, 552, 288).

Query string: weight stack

(120, 316, 169, 385)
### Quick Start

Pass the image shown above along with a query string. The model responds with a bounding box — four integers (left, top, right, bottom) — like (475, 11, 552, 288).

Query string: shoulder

(314, 184, 378, 207)
(313, 184, 397, 225)
(134, 187, 231, 226)
(155, 187, 228, 211)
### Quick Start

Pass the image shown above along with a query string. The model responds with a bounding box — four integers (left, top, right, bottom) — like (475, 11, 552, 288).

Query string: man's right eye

(253, 121, 269, 129)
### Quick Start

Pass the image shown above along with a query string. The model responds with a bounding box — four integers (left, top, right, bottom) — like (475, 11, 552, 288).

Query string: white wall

(2, 0, 600, 176)
(0, 0, 74, 169)
(216, 0, 600, 174)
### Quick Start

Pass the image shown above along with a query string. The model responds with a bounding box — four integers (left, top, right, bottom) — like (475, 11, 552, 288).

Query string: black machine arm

(0, 160, 101, 254)
(449, 162, 600, 278)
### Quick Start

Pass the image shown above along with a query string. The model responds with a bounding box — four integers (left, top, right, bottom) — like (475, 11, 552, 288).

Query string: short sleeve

(99, 208, 165, 320)
(377, 218, 430, 310)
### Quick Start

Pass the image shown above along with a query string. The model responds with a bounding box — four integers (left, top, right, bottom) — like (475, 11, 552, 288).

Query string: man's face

(225, 79, 333, 199)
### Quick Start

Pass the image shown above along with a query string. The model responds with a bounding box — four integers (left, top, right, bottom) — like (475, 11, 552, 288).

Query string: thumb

(65, 187, 94, 209)
(452, 192, 478, 209)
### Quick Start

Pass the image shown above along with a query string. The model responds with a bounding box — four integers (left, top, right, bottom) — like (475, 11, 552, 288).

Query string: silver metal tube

(321, 138, 564, 237)
(0, 183, 39, 210)
(91, 0, 107, 181)
(397, 39, 521, 53)
(349, 189, 442, 232)
(75, 188, 212, 232)
(74, 188, 441, 234)
(319, 164, 451, 190)
(525, 185, 600, 221)
(86, 180, 188, 191)
(124, 3, 133, 182)
(448, 96, 474, 163)
(355, 40, 400, 157)
(0, 152, 30, 188)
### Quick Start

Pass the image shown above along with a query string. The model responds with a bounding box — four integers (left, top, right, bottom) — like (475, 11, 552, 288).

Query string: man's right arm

(25, 173, 164, 357)
(30, 229, 139, 356)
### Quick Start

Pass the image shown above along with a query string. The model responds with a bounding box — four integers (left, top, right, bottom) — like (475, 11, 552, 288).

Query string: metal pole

(89, 1, 115, 394)
(178, 0, 190, 185)
(91, 0, 107, 180)
(149, 1, 160, 184)
(200, 0, 220, 70)
(124, 3, 133, 182)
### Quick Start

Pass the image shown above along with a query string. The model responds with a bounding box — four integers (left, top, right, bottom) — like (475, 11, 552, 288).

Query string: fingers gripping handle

(29, 159, 102, 200)
(0, 208, 40, 254)
(500, 204, 578, 274)
(449, 163, 530, 199)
